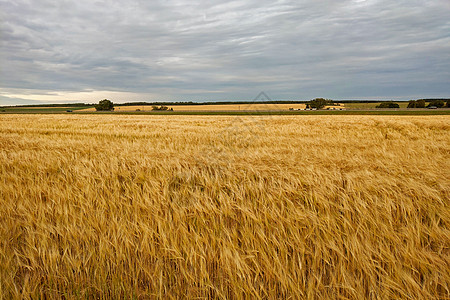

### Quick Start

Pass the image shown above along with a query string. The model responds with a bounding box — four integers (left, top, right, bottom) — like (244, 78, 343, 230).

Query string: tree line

(93, 98, 450, 111)
(408, 99, 450, 108)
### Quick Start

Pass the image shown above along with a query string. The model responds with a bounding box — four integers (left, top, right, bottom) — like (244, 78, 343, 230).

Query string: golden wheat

(0, 114, 449, 299)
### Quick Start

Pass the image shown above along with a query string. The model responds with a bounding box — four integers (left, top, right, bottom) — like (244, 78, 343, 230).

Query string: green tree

(407, 100, 416, 108)
(416, 99, 426, 108)
(309, 98, 334, 109)
(376, 101, 400, 108)
(152, 105, 169, 111)
(446, 100, 450, 108)
(95, 99, 114, 111)
(426, 100, 445, 108)
(407, 100, 426, 108)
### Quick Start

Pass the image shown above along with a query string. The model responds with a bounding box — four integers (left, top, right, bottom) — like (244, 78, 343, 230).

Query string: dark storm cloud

(1, 0, 449, 104)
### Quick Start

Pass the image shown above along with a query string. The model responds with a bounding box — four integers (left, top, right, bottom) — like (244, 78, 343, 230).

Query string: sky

(1, 0, 449, 105)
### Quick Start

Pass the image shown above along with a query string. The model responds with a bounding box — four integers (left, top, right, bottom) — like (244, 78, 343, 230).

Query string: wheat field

(0, 114, 449, 299)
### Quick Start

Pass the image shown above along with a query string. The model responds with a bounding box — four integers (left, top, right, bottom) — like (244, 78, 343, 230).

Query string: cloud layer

(1, 0, 450, 104)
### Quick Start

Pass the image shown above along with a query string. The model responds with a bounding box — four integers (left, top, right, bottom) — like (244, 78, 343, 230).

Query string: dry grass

(0, 114, 449, 299)
(80, 103, 307, 112)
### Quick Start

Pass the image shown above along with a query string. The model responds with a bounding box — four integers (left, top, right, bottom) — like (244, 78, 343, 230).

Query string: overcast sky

(1, 0, 449, 104)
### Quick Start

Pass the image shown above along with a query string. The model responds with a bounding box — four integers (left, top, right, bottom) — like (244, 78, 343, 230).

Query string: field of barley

(0, 114, 449, 299)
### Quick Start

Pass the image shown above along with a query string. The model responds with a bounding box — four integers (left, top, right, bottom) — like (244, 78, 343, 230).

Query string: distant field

(0, 114, 448, 298)
(0, 106, 90, 112)
(16, 106, 73, 109)
(79, 103, 308, 112)
(2, 103, 449, 115)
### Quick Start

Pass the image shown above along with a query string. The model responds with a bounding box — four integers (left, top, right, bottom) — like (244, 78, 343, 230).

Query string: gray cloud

(1, 0, 449, 104)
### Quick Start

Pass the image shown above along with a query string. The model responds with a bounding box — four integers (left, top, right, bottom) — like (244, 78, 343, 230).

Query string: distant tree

(426, 100, 445, 108)
(446, 100, 450, 108)
(152, 105, 169, 111)
(407, 100, 416, 108)
(309, 98, 334, 109)
(407, 100, 425, 108)
(416, 99, 426, 108)
(376, 101, 400, 108)
(95, 99, 114, 111)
